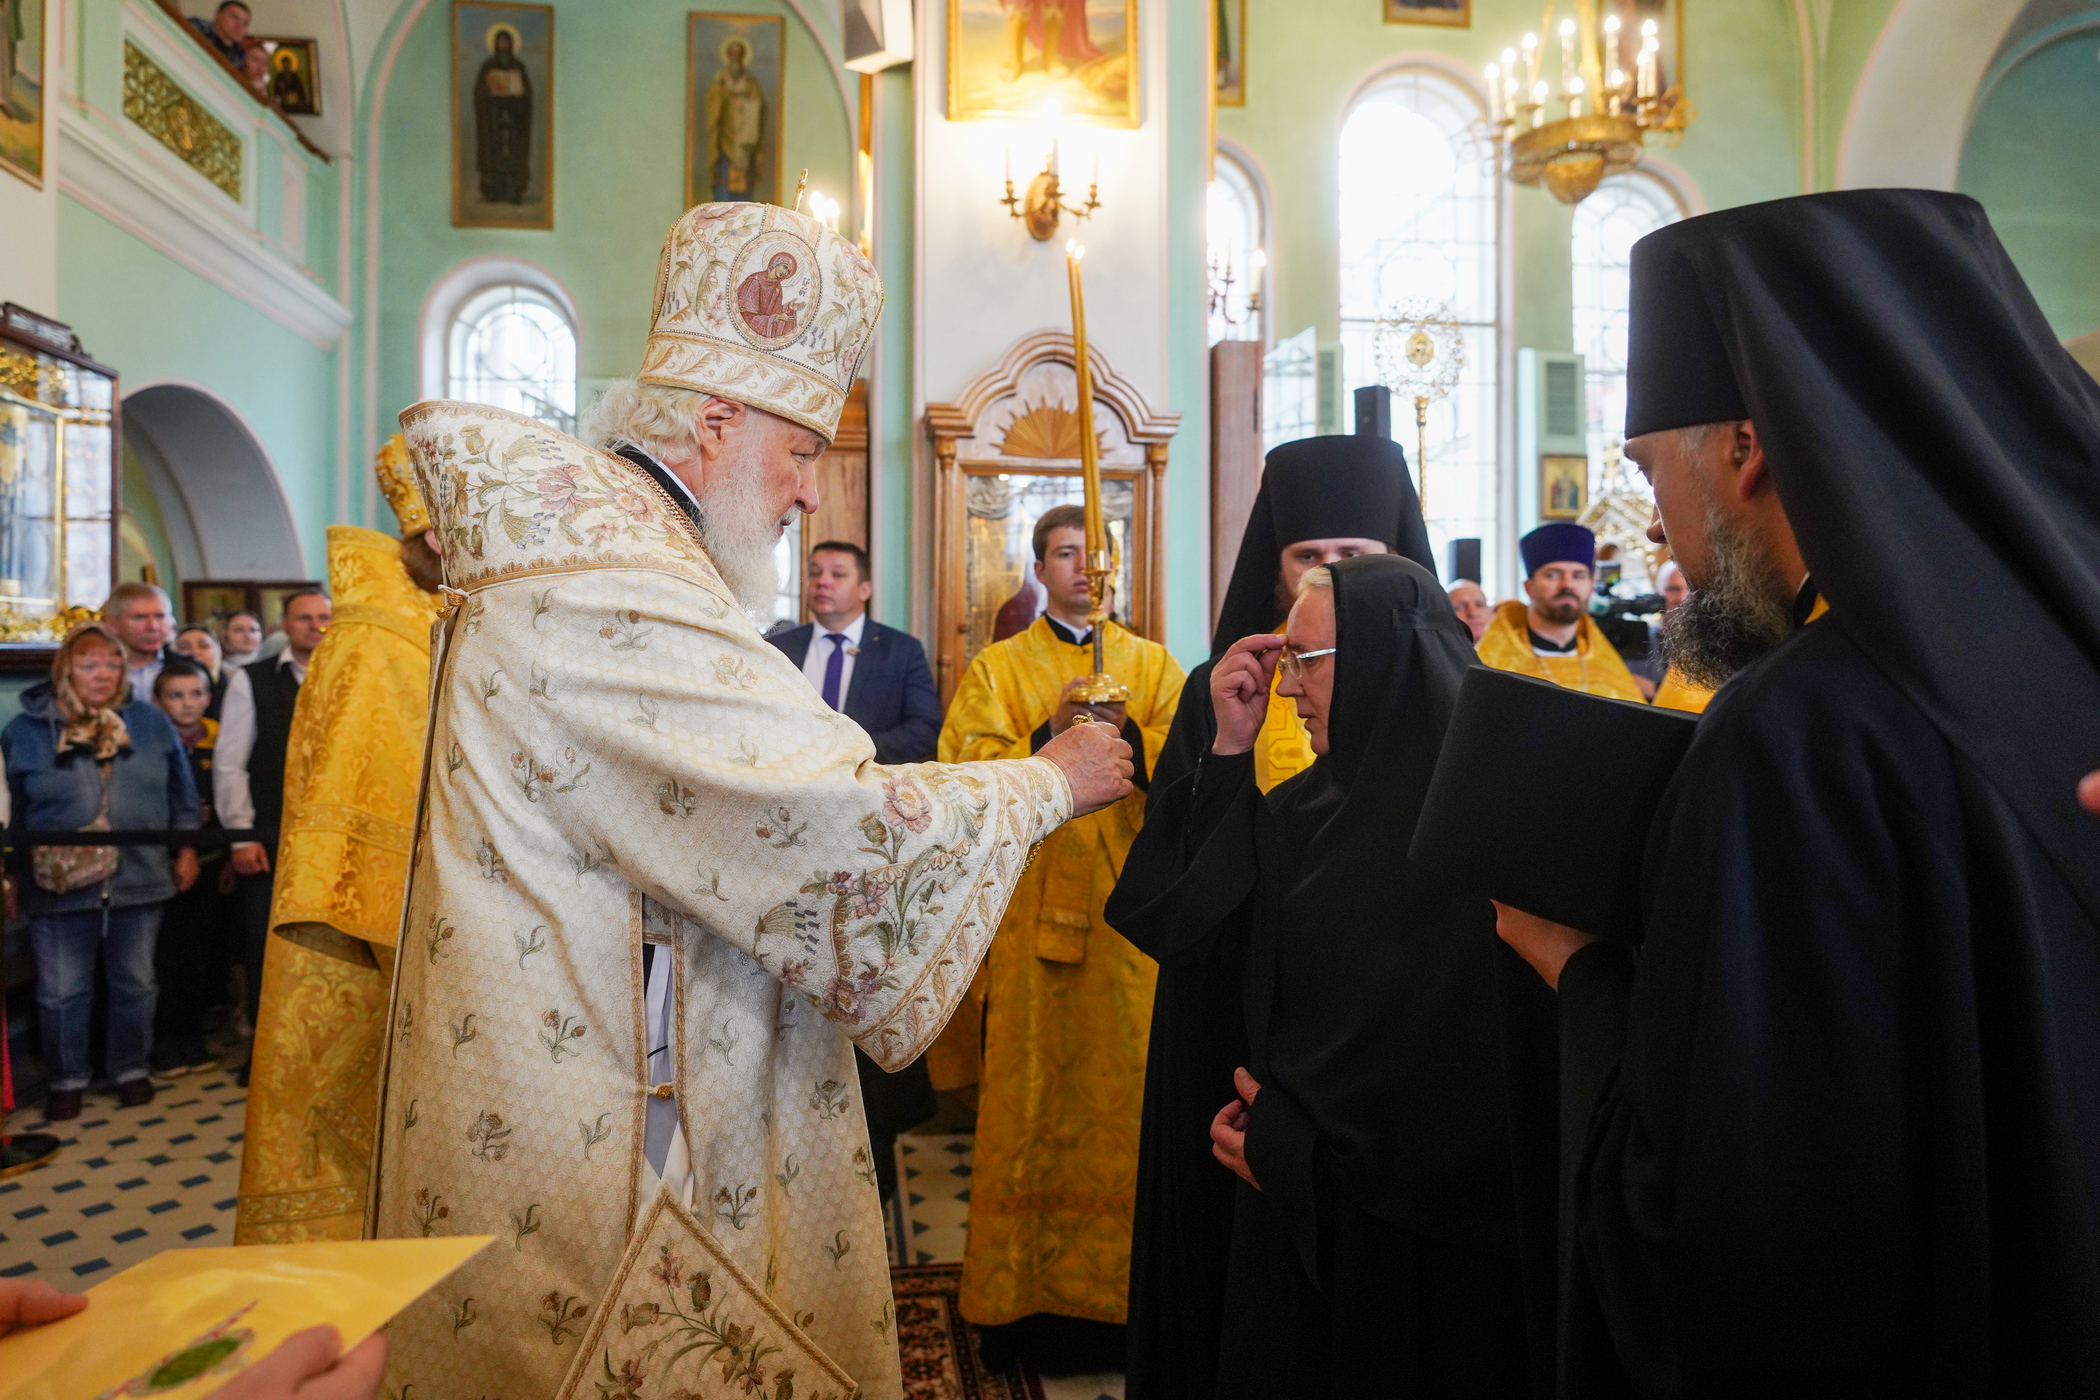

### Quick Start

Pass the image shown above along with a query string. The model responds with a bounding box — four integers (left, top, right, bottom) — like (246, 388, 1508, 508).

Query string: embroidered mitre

(637, 202, 883, 442)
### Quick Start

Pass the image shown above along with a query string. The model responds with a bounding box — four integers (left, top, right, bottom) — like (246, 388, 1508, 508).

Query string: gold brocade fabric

(235, 526, 439, 1245)
(932, 619, 1186, 1327)
(1475, 600, 1647, 702)
(1652, 667, 1715, 714)
(1254, 663, 1316, 794)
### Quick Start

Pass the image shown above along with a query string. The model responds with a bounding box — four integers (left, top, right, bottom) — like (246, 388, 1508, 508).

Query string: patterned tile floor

(893, 1132, 1124, 1400)
(0, 1074, 248, 1281)
(1, 1108, 1120, 1399)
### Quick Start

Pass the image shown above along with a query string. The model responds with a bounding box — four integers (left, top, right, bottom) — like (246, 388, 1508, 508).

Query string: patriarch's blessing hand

(205, 1325, 387, 1400)
(0, 1277, 86, 1339)
(2081, 769, 2100, 817)
(1493, 900, 1598, 992)
(1040, 719, 1134, 816)
(1210, 1067, 1262, 1190)
(1210, 633, 1284, 757)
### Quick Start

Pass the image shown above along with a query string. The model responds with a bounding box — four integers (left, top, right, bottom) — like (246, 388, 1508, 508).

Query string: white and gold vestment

(371, 393, 1067, 1400)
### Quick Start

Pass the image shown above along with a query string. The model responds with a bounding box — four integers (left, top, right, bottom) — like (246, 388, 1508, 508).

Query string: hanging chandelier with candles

(1485, 2, 1694, 206)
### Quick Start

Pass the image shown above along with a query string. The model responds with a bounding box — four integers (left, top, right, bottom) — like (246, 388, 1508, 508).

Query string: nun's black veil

(1109, 436, 1449, 1400)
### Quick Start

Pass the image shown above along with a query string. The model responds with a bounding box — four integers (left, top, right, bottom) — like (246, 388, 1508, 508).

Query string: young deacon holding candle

(927, 244, 1187, 1372)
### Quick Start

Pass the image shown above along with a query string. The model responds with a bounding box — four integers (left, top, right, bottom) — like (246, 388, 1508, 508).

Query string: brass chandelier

(1486, 1, 1694, 206)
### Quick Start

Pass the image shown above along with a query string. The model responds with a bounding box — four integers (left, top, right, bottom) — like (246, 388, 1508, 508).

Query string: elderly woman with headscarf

(2, 623, 200, 1121)
(1111, 554, 1551, 1397)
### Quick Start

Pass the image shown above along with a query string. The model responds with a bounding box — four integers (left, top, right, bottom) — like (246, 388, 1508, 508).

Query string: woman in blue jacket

(3, 622, 199, 1121)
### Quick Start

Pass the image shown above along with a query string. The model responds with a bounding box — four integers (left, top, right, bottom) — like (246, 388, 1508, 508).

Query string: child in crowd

(149, 658, 228, 1077)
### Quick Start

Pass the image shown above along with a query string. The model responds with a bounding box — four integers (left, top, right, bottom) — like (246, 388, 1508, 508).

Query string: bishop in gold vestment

(936, 601, 1184, 1328)
(236, 468, 442, 1243)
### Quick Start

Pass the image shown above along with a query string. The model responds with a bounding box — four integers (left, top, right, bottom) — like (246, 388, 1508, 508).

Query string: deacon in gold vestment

(235, 440, 442, 1243)
(1476, 523, 1647, 702)
(934, 507, 1184, 1332)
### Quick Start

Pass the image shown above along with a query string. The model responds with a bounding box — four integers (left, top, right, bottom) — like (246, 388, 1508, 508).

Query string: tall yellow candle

(1064, 240, 1106, 564)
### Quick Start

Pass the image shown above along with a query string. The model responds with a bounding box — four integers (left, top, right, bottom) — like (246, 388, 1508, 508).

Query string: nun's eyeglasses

(1279, 647, 1336, 680)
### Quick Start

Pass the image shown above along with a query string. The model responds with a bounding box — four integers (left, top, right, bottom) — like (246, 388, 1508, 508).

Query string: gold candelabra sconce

(1487, 5, 1695, 206)
(1207, 247, 1265, 334)
(1002, 136, 1101, 241)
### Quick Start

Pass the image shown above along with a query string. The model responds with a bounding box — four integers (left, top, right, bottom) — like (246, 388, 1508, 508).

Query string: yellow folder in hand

(0, 1236, 493, 1400)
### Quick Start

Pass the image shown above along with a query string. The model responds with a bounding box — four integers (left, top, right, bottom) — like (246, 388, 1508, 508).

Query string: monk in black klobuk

(1494, 189, 2100, 1394)
(1106, 437, 1479, 1399)
(1113, 553, 1542, 1397)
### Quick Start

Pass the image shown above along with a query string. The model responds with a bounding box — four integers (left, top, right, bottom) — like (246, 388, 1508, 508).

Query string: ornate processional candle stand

(1374, 298, 1465, 515)
(1062, 241, 1130, 722)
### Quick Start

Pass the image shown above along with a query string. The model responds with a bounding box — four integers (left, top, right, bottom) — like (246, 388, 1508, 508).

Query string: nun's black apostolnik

(1113, 555, 1542, 1397)
(1554, 189, 2100, 1394)
(1104, 437, 1436, 1400)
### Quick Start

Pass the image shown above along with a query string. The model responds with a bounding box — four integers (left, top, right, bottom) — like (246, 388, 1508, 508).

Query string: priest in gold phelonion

(235, 438, 444, 1245)
(366, 199, 1133, 1400)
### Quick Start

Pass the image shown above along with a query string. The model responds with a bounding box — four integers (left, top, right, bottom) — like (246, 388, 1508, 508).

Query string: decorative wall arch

(1836, 0, 2027, 191)
(1213, 137, 1277, 351)
(123, 381, 308, 584)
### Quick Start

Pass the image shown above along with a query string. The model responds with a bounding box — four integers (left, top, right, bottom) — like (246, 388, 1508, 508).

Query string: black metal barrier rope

(2, 828, 276, 846)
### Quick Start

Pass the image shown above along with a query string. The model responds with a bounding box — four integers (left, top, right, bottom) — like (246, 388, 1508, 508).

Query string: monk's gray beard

(694, 469, 792, 616)
(1659, 500, 1795, 689)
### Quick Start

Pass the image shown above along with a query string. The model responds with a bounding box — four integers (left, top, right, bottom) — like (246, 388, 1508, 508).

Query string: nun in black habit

(1503, 189, 2100, 1394)
(1104, 437, 1435, 1400)
(1113, 553, 1539, 1397)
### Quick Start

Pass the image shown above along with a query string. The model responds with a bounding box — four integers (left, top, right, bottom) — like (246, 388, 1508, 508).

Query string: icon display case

(0, 304, 120, 673)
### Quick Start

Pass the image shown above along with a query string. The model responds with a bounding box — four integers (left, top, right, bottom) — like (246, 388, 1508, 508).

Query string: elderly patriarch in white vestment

(370, 201, 1132, 1400)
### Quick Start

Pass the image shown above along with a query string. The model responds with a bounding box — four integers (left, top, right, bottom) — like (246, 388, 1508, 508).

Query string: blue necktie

(821, 633, 848, 710)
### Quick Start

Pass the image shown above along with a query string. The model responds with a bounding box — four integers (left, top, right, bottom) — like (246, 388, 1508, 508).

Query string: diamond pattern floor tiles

(0, 1077, 248, 1282)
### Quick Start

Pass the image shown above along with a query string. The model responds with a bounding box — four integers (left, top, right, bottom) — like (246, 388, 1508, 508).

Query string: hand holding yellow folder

(0, 1237, 492, 1400)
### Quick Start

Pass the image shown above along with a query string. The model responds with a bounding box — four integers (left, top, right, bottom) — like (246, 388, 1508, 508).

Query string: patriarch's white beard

(694, 467, 793, 616)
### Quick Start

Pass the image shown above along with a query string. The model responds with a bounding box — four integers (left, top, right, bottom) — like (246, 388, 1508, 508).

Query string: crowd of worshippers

(1, 583, 334, 1120)
(4, 189, 2096, 1399)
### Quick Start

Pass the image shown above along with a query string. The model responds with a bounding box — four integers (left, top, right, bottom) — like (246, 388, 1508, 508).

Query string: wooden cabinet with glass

(0, 305, 121, 672)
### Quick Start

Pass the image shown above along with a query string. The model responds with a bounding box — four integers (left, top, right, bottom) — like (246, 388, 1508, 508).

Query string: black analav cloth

(1105, 436, 1437, 1400)
(1110, 555, 1542, 1398)
(1559, 190, 2100, 1395)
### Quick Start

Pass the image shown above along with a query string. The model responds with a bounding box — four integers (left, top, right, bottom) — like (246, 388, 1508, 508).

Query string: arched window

(1208, 150, 1265, 346)
(1571, 173, 1682, 478)
(1338, 69, 1498, 572)
(446, 283, 578, 432)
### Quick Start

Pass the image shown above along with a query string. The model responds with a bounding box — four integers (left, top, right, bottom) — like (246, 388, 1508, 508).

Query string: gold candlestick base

(1066, 561, 1130, 719)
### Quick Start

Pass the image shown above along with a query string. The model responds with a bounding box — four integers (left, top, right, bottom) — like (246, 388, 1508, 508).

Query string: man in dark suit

(769, 540, 941, 1199)
(769, 540, 941, 765)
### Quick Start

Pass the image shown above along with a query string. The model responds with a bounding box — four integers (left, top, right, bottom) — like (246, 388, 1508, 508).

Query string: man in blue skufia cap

(1474, 521, 1648, 701)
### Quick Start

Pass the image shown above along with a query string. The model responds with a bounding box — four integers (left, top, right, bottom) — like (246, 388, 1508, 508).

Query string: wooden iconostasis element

(925, 330, 1181, 706)
(801, 379, 869, 623)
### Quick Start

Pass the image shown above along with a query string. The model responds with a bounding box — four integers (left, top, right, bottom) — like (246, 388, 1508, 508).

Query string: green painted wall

(873, 65, 914, 630)
(58, 198, 341, 579)
(370, 0, 856, 448)
(1958, 28, 2100, 340)
(1163, 0, 1211, 661)
(1216, 0, 1805, 360)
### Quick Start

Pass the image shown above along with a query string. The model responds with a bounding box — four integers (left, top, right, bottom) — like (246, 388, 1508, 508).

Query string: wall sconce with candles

(1485, 3, 1695, 206)
(1207, 247, 1264, 336)
(1000, 133, 1101, 241)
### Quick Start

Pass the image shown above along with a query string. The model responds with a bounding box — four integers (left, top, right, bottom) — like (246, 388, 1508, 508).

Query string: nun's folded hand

(1209, 1067, 1263, 1190)
(1493, 901, 1597, 992)
(1210, 633, 1285, 757)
